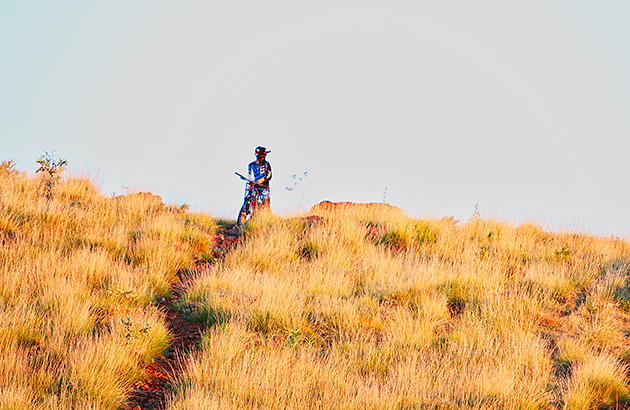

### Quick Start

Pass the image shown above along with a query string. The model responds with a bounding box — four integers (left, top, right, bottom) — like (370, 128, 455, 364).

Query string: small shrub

(414, 224, 438, 244)
(555, 246, 571, 259)
(438, 279, 478, 317)
(299, 240, 319, 260)
(35, 151, 67, 199)
(378, 229, 408, 252)
(0, 159, 19, 177)
(283, 327, 316, 348)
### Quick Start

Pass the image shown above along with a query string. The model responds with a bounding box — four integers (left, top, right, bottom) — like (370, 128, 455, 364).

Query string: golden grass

(4, 163, 630, 409)
(0, 170, 215, 409)
(168, 206, 630, 410)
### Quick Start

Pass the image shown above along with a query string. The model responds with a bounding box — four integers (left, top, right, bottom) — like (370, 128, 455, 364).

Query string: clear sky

(2, 1, 629, 237)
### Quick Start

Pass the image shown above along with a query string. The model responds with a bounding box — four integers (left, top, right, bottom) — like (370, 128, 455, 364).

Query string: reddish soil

(122, 224, 240, 410)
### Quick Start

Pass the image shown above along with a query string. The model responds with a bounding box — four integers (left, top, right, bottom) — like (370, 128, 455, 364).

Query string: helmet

(255, 146, 270, 158)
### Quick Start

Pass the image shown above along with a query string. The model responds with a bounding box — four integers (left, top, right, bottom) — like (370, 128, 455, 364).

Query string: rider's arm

(251, 162, 272, 186)
(256, 163, 272, 185)
(248, 162, 255, 184)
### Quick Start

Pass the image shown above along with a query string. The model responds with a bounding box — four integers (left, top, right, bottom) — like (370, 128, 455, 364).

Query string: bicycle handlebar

(234, 172, 251, 182)
(235, 172, 266, 187)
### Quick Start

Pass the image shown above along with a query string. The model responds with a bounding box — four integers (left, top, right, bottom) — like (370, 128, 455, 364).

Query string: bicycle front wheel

(237, 197, 255, 226)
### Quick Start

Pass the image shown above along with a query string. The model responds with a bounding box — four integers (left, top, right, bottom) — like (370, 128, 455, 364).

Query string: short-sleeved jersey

(248, 160, 272, 188)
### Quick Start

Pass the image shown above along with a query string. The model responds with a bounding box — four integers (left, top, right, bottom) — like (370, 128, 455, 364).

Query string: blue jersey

(248, 160, 272, 188)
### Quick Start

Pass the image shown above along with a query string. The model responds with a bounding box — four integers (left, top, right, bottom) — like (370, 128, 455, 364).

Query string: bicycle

(235, 172, 266, 226)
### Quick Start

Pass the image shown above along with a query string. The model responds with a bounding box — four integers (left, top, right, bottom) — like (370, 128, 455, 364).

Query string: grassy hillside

(3, 161, 630, 410)
(167, 206, 630, 410)
(0, 164, 215, 409)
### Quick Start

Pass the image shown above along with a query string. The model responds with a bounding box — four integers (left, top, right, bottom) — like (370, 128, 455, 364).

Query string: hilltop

(2, 164, 630, 410)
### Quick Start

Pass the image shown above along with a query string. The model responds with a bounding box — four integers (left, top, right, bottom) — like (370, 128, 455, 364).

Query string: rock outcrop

(311, 200, 403, 214)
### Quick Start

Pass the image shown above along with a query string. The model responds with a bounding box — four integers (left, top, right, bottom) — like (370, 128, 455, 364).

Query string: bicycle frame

(236, 172, 266, 226)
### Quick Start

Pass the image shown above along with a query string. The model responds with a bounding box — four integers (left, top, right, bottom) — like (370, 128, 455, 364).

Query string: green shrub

(35, 151, 67, 199)
(414, 224, 437, 244)
(299, 240, 320, 260)
(378, 229, 408, 251)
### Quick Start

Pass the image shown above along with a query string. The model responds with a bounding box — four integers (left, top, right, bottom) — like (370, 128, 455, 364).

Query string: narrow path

(123, 223, 240, 410)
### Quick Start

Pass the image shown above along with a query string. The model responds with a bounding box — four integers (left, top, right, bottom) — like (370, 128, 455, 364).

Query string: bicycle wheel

(237, 197, 255, 226)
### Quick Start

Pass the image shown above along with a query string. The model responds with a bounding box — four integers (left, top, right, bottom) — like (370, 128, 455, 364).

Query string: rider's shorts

(245, 186, 270, 202)
(257, 187, 270, 202)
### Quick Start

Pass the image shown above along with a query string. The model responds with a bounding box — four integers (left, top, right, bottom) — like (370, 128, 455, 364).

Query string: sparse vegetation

(285, 171, 310, 205)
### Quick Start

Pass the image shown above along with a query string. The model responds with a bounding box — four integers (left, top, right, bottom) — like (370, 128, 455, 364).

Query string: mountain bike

(235, 172, 266, 226)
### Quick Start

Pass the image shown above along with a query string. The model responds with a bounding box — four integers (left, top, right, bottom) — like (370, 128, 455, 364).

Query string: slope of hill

(0, 167, 215, 409)
(3, 164, 630, 410)
(167, 205, 630, 410)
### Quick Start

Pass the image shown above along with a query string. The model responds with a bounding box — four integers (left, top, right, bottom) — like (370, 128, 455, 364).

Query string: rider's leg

(259, 187, 271, 212)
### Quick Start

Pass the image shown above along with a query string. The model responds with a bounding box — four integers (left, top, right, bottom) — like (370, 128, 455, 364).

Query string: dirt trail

(123, 224, 240, 410)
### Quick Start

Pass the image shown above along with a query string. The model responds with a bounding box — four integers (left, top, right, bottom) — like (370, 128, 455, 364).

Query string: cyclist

(247, 146, 272, 211)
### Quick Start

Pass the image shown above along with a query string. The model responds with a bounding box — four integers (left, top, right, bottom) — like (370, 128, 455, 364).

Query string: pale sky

(2, 1, 629, 237)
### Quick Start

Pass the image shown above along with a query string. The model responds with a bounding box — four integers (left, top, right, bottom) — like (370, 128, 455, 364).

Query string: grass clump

(563, 354, 629, 409)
